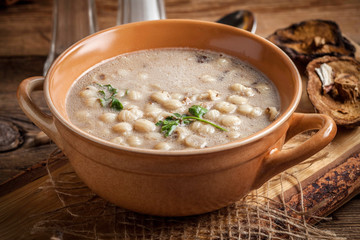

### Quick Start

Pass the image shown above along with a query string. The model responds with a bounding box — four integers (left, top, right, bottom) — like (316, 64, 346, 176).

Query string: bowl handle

(17, 76, 63, 149)
(253, 112, 337, 189)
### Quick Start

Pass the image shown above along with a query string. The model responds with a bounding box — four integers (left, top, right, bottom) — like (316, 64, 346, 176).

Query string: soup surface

(66, 48, 280, 150)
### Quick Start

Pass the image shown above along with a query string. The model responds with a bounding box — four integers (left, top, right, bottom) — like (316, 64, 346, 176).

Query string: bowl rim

(44, 19, 301, 156)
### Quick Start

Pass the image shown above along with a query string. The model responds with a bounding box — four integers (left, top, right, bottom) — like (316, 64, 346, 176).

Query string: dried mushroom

(267, 20, 355, 68)
(307, 56, 360, 127)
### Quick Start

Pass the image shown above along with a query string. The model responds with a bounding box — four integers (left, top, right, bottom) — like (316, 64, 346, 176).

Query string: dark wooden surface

(0, 0, 360, 239)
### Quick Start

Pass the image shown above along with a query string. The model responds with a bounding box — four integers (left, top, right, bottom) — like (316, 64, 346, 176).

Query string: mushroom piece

(306, 56, 360, 127)
(267, 20, 356, 69)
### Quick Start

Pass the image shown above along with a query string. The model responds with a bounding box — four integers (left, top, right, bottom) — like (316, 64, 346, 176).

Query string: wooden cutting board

(257, 37, 360, 218)
(0, 37, 359, 240)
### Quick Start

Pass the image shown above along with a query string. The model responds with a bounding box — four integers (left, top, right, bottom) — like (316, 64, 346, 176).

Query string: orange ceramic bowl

(17, 20, 336, 216)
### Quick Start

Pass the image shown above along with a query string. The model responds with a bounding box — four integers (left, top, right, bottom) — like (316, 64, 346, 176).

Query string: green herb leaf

(156, 118, 180, 137)
(183, 116, 228, 132)
(98, 90, 106, 97)
(104, 84, 118, 95)
(173, 113, 182, 118)
(110, 97, 123, 111)
(156, 105, 227, 137)
(155, 121, 163, 126)
(95, 83, 123, 111)
(189, 105, 208, 118)
(183, 120, 191, 125)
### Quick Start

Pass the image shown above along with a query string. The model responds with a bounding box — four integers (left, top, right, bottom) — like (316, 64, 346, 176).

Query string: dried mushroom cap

(307, 56, 360, 127)
(267, 20, 356, 68)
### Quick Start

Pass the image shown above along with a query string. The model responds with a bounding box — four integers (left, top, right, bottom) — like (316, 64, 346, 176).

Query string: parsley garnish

(96, 83, 123, 111)
(188, 105, 208, 118)
(156, 105, 227, 137)
(156, 117, 183, 137)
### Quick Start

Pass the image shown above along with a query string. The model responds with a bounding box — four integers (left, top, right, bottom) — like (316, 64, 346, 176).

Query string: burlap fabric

(31, 150, 343, 240)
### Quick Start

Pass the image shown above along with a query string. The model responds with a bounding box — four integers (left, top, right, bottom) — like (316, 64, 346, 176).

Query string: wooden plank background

(0, 0, 360, 238)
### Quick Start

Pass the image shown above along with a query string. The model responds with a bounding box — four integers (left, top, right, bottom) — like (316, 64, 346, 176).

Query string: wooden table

(0, 0, 360, 239)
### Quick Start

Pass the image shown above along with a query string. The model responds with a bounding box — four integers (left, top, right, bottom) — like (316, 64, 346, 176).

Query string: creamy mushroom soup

(66, 48, 280, 150)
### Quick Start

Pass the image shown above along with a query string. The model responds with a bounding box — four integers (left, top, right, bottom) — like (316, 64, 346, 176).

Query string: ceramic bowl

(17, 20, 336, 216)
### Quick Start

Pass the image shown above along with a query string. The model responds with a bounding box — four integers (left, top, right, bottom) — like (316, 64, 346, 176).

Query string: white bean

(221, 115, 242, 127)
(162, 99, 183, 110)
(252, 107, 263, 117)
(190, 121, 215, 135)
(208, 90, 220, 101)
(175, 127, 190, 141)
(151, 91, 171, 104)
(215, 101, 237, 113)
(83, 97, 99, 108)
(205, 109, 220, 121)
(154, 142, 171, 150)
(237, 104, 263, 117)
(145, 104, 163, 119)
(112, 122, 133, 133)
(144, 132, 163, 141)
(127, 90, 142, 101)
(124, 104, 139, 110)
(134, 119, 156, 133)
(198, 124, 215, 135)
(266, 107, 279, 121)
(79, 86, 98, 98)
(129, 108, 144, 119)
(190, 121, 202, 132)
(227, 131, 242, 140)
(230, 83, 255, 97)
(184, 135, 207, 149)
(117, 110, 138, 122)
(99, 113, 117, 123)
(237, 104, 253, 115)
(127, 136, 142, 147)
(255, 82, 270, 93)
(229, 125, 241, 131)
(198, 90, 220, 101)
(227, 95, 248, 105)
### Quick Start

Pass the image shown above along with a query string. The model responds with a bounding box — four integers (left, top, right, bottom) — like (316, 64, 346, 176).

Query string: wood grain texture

(318, 194, 360, 239)
(0, 56, 57, 184)
(0, 0, 359, 56)
(285, 152, 360, 221)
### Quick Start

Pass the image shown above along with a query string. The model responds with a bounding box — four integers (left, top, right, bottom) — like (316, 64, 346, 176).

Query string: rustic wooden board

(257, 38, 360, 220)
